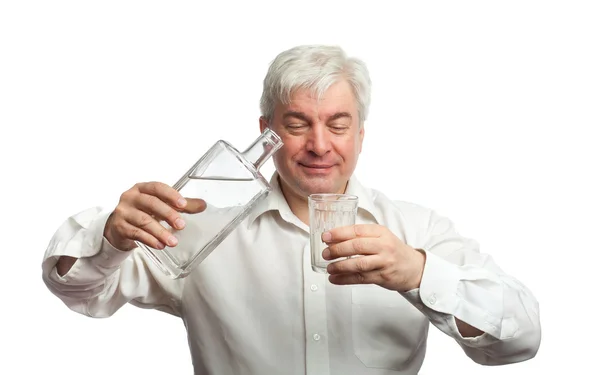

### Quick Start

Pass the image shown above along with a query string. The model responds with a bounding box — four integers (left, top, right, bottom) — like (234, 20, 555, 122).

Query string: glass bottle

(136, 128, 283, 279)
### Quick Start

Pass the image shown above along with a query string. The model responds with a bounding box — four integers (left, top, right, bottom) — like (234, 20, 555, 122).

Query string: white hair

(259, 45, 372, 125)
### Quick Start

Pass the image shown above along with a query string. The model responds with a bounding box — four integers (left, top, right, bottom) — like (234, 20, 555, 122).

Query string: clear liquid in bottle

(136, 128, 283, 279)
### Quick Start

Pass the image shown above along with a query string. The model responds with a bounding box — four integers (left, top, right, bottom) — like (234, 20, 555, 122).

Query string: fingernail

(156, 242, 165, 250)
(322, 248, 331, 259)
(175, 218, 185, 229)
(168, 236, 178, 246)
(177, 197, 187, 207)
(322, 232, 332, 242)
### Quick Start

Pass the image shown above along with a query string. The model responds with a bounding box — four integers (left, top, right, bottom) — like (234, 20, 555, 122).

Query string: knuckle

(142, 181, 158, 195)
(141, 193, 157, 211)
(138, 213, 154, 228)
(384, 252, 395, 265)
(119, 190, 130, 202)
(356, 272, 366, 284)
(355, 257, 369, 272)
(113, 205, 126, 218)
(121, 188, 138, 203)
(129, 227, 143, 241)
(113, 218, 127, 234)
(131, 182, 145, 194)
(354, 238, 366, 253)
(153, 181, 168, 193)
(381, 269, 396, 282)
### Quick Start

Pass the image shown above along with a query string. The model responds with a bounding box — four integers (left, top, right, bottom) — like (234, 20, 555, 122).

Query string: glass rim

(308, 193, 358, 202)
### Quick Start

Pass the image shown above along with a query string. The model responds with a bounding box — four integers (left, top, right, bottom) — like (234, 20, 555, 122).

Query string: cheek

(335, 138, 360, 158)
(279, 138, 304, 159)
(272, 146, 295, 169)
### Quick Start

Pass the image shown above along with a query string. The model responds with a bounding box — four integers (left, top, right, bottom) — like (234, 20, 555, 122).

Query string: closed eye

(285, 123, 309, 134)
(330, 125, 349, 133)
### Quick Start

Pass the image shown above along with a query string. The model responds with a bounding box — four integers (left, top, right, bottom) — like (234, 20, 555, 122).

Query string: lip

(299, 163, 335, 174)
(301, 164, 334, 168)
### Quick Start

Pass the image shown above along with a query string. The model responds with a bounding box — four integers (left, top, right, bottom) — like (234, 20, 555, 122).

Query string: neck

(278, 178, 311, 225)
(277, 177, 349, 226)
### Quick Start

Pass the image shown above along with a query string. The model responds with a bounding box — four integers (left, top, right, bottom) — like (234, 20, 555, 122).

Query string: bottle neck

(241, 128, 283, 170)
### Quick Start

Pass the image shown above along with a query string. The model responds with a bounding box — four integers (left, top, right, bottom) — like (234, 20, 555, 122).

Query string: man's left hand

(322, 224, 426, 292)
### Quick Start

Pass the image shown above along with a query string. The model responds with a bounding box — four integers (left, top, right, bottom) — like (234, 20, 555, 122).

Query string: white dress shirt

(42, 172, 541, 374)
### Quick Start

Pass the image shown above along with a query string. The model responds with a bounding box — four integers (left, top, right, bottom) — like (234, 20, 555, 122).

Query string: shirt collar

(246, 171, 381, 229)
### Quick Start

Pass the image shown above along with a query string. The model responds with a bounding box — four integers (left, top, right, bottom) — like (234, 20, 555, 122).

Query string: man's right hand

(104, 182, 207, 251)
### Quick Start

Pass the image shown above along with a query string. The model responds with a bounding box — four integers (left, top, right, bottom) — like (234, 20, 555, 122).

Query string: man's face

(260, 80, 364, 200)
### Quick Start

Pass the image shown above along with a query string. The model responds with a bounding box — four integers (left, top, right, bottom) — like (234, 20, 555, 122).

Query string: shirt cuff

(417, 250, 462, 314)
(91, 237, 133, 269)
(44, 207, 113, 260)
(43, 208, 132, 283)
(50, 237, 133, 284)
(401, 250, 502, 340)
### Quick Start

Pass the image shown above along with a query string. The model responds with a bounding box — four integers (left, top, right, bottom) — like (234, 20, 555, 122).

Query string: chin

(297, 179, 341, 196)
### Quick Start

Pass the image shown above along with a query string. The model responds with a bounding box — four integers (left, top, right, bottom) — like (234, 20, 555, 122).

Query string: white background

(1, 1, 598, 374)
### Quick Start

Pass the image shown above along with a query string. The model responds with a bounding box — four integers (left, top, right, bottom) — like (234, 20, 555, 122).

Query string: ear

(358, 124, 365, 153)
(259, 116, 269, 133)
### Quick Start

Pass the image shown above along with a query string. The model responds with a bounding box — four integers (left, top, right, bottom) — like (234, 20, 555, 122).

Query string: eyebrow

(328, 112, 353, 122)
(282, 111, 353, 123)
(283, 111, 312, 123)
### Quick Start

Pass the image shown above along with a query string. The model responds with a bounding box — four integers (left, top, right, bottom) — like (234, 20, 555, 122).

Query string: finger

(323, 237, 381, 260)
(181, 197, 207, 214)
(116, 219, 166, 250)
(321, 224, 383, 244)
(327, 255, 384, 275)
(134, 193, 185, 230)
(136, 182, 207, 214)
(137, 182, 189, 210)
(328, 270, 383, 286)
(124, 209, 179, 247)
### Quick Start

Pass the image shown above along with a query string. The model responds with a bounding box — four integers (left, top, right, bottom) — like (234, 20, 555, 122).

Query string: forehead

(277, 80, 358, 119)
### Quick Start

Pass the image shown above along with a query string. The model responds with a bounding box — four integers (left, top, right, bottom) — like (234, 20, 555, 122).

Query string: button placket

(302, 242, 330, 373)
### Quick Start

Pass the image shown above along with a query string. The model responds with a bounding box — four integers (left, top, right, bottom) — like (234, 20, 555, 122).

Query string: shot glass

(309, 194, 359, 273)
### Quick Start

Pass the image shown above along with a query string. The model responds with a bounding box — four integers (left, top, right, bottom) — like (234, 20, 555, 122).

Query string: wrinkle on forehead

(282, 81, 358, 123)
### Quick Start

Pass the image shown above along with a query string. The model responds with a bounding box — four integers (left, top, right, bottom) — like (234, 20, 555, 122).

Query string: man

(42, 44, 541, 374)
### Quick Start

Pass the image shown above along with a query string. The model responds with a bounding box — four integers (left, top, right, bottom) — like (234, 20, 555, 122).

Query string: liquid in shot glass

(308, 194, 359, 273)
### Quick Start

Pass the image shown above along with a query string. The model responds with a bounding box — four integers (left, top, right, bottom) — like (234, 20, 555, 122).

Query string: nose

(305, 126, 331, 156)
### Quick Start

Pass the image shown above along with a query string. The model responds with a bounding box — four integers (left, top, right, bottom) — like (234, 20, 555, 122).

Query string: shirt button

(310, 284, 318, 291)
(313, 333, 321, 341)
(428, 294, 437, 305)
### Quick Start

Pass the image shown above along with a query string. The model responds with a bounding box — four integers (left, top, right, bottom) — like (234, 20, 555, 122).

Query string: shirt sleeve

(41, 206, 184, 318)
(400, 208, 541, 365)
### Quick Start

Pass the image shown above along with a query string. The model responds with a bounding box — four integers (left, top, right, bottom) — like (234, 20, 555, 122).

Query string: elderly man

(42, 44, 541, 374)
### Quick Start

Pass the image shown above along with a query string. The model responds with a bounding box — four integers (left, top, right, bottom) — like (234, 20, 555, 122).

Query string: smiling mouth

(300, 163, 334, 169)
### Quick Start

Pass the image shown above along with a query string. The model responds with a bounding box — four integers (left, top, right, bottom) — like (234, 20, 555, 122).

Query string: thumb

(181, 198, 207, 214)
